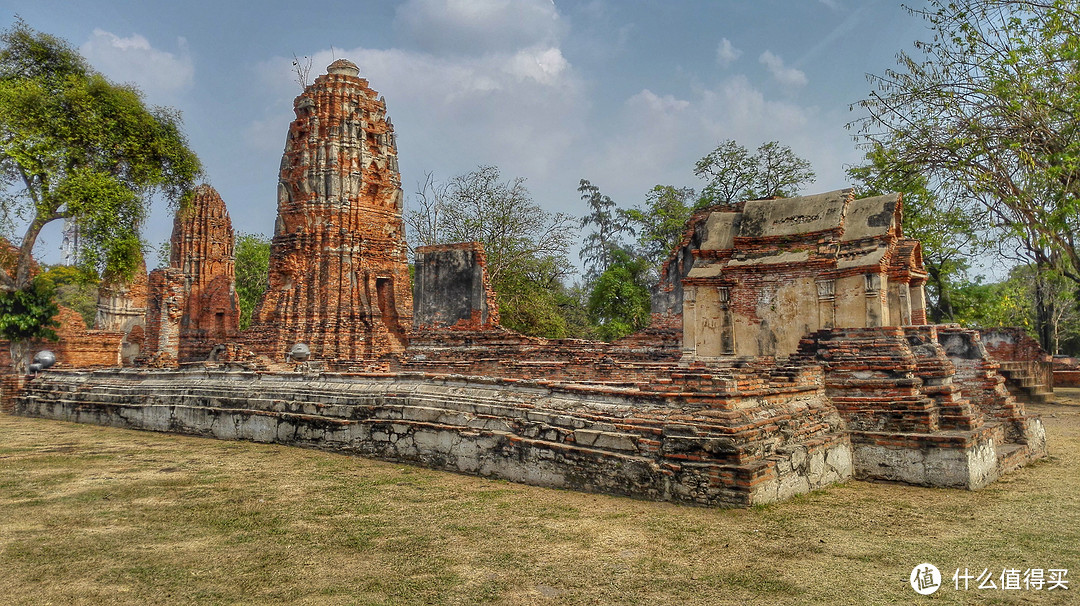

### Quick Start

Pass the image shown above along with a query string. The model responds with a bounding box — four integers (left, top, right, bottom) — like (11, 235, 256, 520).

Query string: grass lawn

(1, 394, 1078, 605)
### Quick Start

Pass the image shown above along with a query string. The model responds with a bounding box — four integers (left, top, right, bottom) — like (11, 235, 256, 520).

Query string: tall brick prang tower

(248, 59, 412, 362)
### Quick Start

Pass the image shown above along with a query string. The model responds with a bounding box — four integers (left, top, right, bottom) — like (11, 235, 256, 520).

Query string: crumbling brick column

(141, 268, 186, 367)
(413, 242, 499, 330)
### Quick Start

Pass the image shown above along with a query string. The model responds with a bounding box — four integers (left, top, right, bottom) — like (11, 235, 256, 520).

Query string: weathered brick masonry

(978, 327, 1054, 403)
(95, 258, 147, 364)
(138, 185, 239, 366)
(799, 325, 1045, 488)
(16, 365, 850, 507)
(171, 185, 240, 362)
(1053, 356, 1080, 387)
(245, 59, 412, 364)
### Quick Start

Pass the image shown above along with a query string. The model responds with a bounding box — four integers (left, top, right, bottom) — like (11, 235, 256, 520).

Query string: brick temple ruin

(10, 60, 1048, 507)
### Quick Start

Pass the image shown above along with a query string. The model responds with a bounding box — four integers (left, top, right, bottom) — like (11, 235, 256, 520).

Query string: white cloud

(252, 39, 585, 186)
(80, 29, 194, 100)
(581, 73, 853, 208)
(819, 0, 841, 9)
(394, 0, 565, 55)
(759, 50, 808, 88)
(716, 38, 742, 67)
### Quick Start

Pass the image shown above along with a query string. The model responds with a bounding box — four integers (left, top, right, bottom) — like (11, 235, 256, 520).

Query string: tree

(234, 232, 270, 331)
(624, 184, 696, 272)
(949, 264, 1080, 355)
(404, 166, 579, 337)
(403, 171, 445, 257)
(694, 140, 815, 206)
(852, 0, 1080, 293)
(587, 248, 652, 341)
(35, 264, 98, 328)
(577, 179, 632, 285)
(0, 278, 58, 371)
(0, 21, 201, 369)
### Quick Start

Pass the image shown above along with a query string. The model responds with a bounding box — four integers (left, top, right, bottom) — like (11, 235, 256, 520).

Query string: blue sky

(4, 0, 930, 267)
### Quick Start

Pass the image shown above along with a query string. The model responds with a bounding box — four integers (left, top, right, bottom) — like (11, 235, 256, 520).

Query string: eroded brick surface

(413, 242, 499, 330)
(978, 328, 1054, 403)
(95, 258, 147, 364)
(171, 185, 240, 362)
(654, 190, 930, 359)
(245, 60, 412, 364)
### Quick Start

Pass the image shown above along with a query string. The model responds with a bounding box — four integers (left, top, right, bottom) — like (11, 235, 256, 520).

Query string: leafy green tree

(0, 20, 200, 369)
(578, 179, 632, 285)
(694, 140, 815, 206)
(234, 232, 270, 331)
(35, 264, 98, 328)
(404, 166, 578, 337)
(852, 0, 1080, 291)
(587, 249, 652, 341)
(624, 185, 696, 272)
(0, 278, 58, 371)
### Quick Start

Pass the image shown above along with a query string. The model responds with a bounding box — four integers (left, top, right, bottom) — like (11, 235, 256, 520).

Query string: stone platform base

(15, 369, 851, 508)
(851, 415, 1046, 489)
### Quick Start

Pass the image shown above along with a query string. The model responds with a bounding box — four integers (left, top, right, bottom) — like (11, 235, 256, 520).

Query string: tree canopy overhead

(852, 0, 1080, 286)
(0, 19, 202, 291)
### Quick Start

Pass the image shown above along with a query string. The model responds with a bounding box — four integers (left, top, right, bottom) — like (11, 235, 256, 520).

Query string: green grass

(1, 399, 1078, 605)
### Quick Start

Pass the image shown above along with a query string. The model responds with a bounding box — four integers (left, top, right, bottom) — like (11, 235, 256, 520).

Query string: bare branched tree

(291, 53, 312, 89)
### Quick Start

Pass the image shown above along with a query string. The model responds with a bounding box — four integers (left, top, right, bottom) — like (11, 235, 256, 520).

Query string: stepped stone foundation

(799, 325, 1045, 489)
(978, 328, 1054, 404)
(16, 366, 850, 507)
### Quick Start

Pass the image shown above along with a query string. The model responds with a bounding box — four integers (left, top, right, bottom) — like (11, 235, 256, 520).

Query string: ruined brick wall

(0, 307, 122, 370)
(140, 268, 185, 367)
(978, 328, 1054, 403)
(0, 373, 22, 413)
(413, 242, 499, 330)
(171, 185, 239, 362)
(980, 328, 1051, 363)
(95, 259, 148, 364)
(1053, 356, 1080, 387)
(246, 59, 412, 363)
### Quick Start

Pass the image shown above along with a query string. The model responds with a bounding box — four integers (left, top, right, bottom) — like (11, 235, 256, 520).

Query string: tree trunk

(10, 339, 30, 376)
(1033, 269, 1054, 353)
(926, 263, 953, 323)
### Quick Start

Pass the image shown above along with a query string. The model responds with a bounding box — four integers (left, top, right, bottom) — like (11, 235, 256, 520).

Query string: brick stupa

(172, 184, 239, 362)
(247, 59, 412, 362)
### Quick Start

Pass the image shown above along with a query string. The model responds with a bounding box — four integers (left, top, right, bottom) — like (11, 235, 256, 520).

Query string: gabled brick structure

(655, 190, 929, 359)
(245, 60, 412, 364)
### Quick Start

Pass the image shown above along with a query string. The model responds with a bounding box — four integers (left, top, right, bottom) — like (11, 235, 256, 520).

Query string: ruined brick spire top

(247, 56, 412, 363)
(326, 58, 360, 77)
